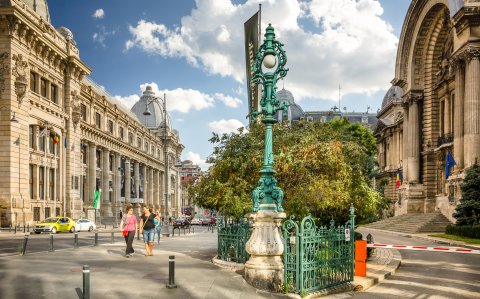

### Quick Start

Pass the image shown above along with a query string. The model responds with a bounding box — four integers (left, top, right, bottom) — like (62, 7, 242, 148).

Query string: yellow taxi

(33, 217, 76, 234)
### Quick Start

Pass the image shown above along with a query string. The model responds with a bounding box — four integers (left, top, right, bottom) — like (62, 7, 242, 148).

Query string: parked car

(190, 218, 201, 225)
(74, 219, 97, 232)
(173, 218, 190, 228)
(200, 218, 210, 226)
(208, 218, 217, 225)
(34, 217, 76, 234)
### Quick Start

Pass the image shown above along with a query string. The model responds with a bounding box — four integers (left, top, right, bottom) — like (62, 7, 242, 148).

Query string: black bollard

(166, 255, 177, 289)
(74, 232, 79, 248)
(14, 224, 17, 234)
(27, 223, 30, 233)
(21, 233, 29, 256)
(94, 231, 98, 246)
(137, 228, 140, 240)
(82, 265, 90, 299)
(23, 224, 25, 233)
(49, 233, 54, 252)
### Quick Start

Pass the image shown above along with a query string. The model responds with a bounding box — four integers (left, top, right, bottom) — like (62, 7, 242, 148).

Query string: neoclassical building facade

(0, 0, 183, 226)
(375, 0, 480, 222)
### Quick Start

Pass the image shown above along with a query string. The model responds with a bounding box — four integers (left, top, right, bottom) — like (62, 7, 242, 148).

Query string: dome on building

(22, 0, 51, 23)
(277, 88, 304, 121)
(130, 86, 172, 130)
(381, 85, 404, 109)
(57, 27, 74, 41)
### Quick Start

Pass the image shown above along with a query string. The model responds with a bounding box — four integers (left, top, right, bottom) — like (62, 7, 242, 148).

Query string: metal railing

(217, 219, 252, 264)
(282, 207, 355, 295)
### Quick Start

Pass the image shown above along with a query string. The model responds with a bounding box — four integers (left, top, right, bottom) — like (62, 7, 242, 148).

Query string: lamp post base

(244, 210, 286, 292)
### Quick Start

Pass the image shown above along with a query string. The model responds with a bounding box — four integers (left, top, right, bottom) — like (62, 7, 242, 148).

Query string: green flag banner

(93, 189, 102, 209)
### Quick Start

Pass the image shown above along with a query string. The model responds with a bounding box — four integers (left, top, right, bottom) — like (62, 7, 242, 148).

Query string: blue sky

(48, 0, 411, 169)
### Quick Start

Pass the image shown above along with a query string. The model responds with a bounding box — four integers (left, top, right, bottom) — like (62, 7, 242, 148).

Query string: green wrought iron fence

(217, 219, 252, 263)
(282, 206, 355, 295)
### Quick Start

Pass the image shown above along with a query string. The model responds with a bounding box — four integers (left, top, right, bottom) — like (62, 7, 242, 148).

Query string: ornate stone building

(375, 0, 479, 222)
(0, 0, 183, 226)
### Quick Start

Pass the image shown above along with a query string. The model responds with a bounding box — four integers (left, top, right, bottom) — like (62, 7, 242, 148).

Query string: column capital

(403, 90, 423, 106)
(459, 46, 480, 62)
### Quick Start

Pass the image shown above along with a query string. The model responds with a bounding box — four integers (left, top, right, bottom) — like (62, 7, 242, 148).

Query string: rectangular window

(49, 135, 56, 155)
(39, 129, 46, 152)
(137, 137, 142, 148)
(145, 141, 149, 152)
(107, 120, 113, 134)
(50, 84, 58, 103)
(29, 164, 33, 199)
(29, 126, 34, 149)
(49, 168, 55, 201)
(451, 94, 455, 135)
(96, 150, 101, 168)
(55, 207, 60, 217)
(81, 104, 87, 121)
(119, 127, 124, 140)
(33, 207, 40, 221)
(30, 72, 37, 92)
(109, 155, 113, 171)
(39, 167, 45, 200)
(95, 112, 101, 128)
(40, 78, 47, 97)
(45, 207, 51, 218)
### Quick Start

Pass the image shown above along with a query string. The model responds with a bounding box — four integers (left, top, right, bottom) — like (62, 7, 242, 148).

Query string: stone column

(408, 95, 421, 183)
(454, 59, 465, 169)
(149, 167, 154, 207)
(33, 164, 39, 199)
(463, 48, 480, 168)
(33, 125, 38, 150)
(88, 143, 96, 206)
(134, 160, 141, 213)
(115, 153, 121, 221)
(402, 101, 409, 182)
(125, 158, 131, 205)
(102, 148, 112, 216)
(154, 170, 160, 210)
(142, 164, 147, 206)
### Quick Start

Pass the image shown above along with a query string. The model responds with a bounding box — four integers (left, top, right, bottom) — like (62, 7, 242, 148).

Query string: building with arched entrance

(375, 0, 479, 222)
(0, 0, 184, 226)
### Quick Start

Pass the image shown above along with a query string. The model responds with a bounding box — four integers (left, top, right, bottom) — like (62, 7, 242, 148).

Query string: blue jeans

(142, 228, 155, 243)
(155, 225, 162, 243)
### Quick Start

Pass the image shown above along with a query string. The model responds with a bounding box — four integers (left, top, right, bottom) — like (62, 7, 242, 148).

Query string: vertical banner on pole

(244, 10, 260, 124)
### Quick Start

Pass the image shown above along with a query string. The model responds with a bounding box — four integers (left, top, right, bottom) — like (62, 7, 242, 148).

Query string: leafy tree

(453, 164, 480, 225)
(190, 120, 381, 224)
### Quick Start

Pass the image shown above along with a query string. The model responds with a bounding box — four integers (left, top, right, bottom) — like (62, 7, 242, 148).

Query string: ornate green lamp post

(244, 24, 288, 292)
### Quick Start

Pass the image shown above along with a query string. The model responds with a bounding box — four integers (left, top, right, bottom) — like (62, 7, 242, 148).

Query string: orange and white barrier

(367, 243, 480, 254)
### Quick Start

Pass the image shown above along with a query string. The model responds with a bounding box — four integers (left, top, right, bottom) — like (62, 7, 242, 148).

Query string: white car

(74, 219, 96, 232)
(190, 218, 201, 225)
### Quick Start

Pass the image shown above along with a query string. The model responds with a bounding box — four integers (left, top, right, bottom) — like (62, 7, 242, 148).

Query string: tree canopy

(189, 119, 382, 224)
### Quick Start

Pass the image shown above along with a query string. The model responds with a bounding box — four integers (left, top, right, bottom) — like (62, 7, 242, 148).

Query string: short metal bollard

(166, 255, 177, 289)
(137, 228, 140, 240)
(110, 231, 115, 243)
(49, 233, 54, 252)
(14, 225, 17, 234)
(74, 232, 79, 248)
(94, 231, 98, 246)
(21, 233, 29, 256)
(82, 265, 90, 299)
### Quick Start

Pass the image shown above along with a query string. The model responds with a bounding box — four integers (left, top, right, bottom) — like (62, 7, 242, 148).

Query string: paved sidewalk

(0, 229, 401, 299)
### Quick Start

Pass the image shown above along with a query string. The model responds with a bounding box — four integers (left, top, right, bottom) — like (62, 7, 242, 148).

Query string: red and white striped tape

(367, 243, 480, 255)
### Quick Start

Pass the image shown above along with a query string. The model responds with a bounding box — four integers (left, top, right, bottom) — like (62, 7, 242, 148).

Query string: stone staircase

(361, 212, 452, 233)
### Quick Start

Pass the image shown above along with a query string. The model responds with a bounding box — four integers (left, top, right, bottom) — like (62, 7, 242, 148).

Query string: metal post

(137, 227, 140, 240)
(49, 233, 54, 252)
(21, 233, 29, 256)
(110, 231, 114, 243)
(14, 224, 17, 234)
(166, 255, 177, 289)
(82, 265, 90, 299)
(74, 232, 79, 248)
(94, 231, 98, 246)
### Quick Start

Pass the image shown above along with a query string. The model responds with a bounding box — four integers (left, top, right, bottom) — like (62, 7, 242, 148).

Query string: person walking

(139, 206, 157, 256)
(154, 209, 162, 244)
(120, 205, 137, 258)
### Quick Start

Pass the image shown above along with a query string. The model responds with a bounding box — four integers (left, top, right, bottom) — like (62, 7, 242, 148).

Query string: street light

(141, 86, 170, 236)
(244, 24, 288, 292)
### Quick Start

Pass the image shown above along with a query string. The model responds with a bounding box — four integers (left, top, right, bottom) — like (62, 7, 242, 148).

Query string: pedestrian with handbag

(119, 205, 137, 258)
(139, 206, 157, 256)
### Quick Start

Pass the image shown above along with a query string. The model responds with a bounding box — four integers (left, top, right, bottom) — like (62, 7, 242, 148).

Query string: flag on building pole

(244, 5, 261, 124)
(445, 149, 456, 178)
(395, 168, 403, 189)
(93, 189, 102, 209)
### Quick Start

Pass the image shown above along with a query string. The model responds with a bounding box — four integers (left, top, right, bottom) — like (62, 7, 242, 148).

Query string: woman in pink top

(120, 205, 138, 257)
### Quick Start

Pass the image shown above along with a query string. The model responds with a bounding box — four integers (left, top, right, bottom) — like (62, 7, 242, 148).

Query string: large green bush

(445, 224, 480, 239)
(453, 164, 480, 225)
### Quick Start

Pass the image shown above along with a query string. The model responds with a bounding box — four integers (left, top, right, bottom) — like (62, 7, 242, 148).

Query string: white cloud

(208, 119, 245, 135)
(92, 26, 116, 47)
(124, 0, 398, 104)
(114, 82, 215, 113)
(184, 151, 209, 170)
(214, 93, 242, 108)
(93, 8, 105, 19)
